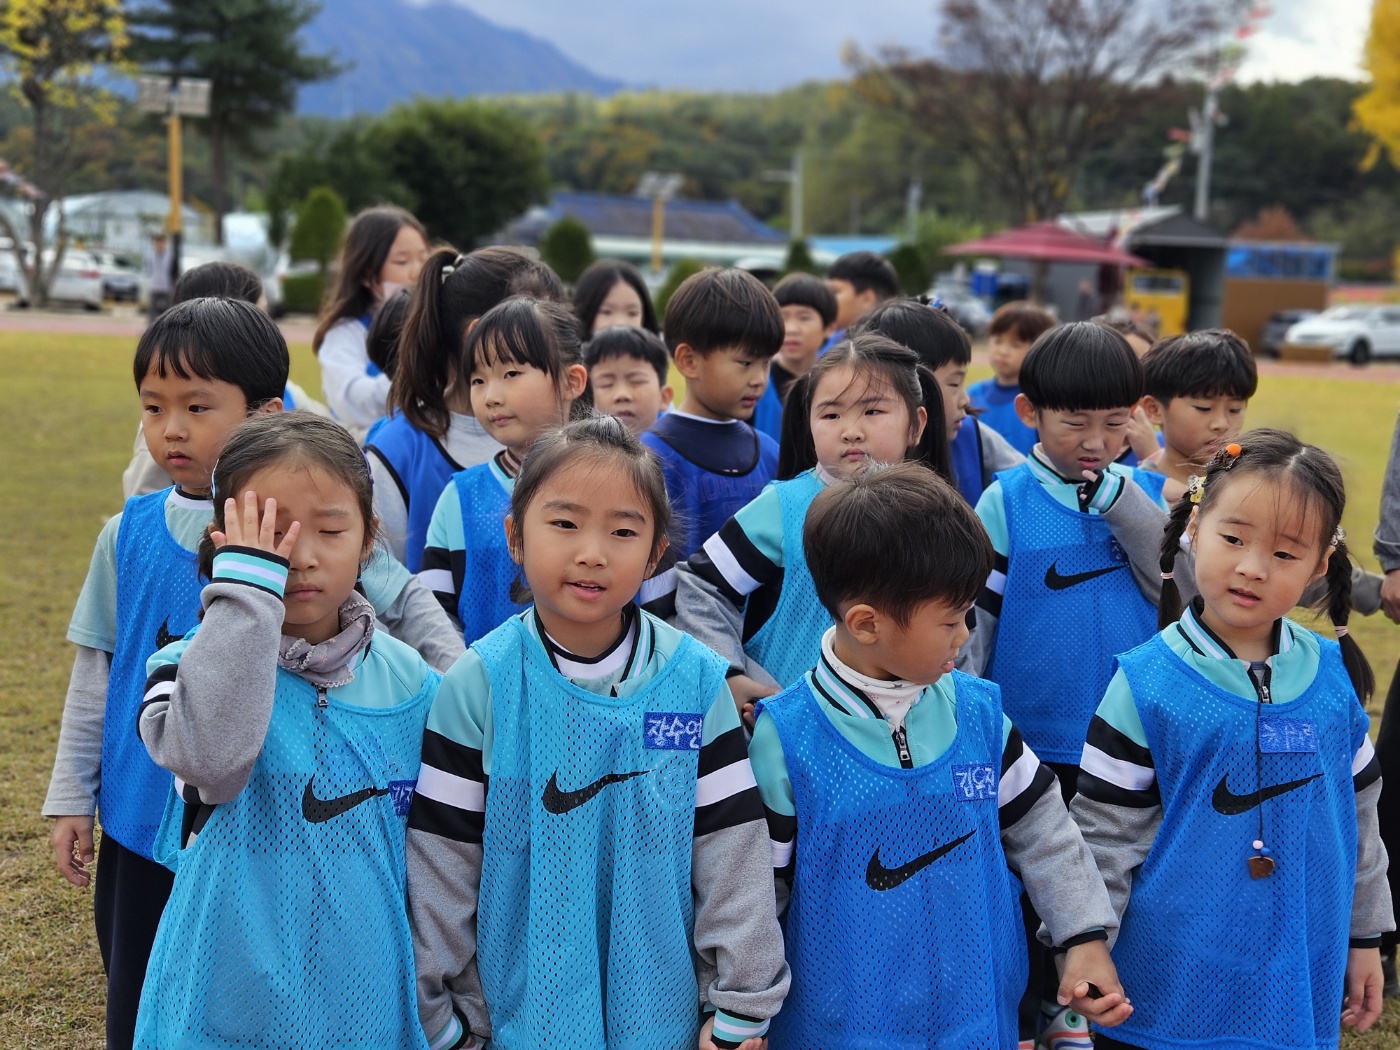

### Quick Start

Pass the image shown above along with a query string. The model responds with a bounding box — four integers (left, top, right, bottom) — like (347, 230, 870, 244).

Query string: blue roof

(506, 191, 786, 246)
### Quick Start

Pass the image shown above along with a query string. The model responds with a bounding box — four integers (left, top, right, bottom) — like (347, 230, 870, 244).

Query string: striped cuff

(711, 1008, 769, 1047)
(1051, 927, 1109, 953)
(211, 546, 289, 598)
(426, 1010, 473, 1050)
(1351, 935, 1384, 950)
(1083, 471, 1124, 514)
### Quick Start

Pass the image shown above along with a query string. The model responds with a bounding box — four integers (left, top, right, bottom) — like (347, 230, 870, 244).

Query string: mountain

(297, 0, 624, 116)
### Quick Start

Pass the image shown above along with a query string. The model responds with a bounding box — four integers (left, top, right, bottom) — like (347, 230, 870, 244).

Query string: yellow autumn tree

(0, 0, 127, 304)
(1354, 0, 1400, 169)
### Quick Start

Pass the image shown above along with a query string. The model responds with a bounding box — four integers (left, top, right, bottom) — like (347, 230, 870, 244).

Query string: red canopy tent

(946, 220, 1148, 302)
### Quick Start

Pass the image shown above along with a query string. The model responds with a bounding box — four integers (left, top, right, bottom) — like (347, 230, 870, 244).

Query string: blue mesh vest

(452, 463, 525, 645)
(745, 470, 829, 688)
(366, 414, 457, 572)
(951, 415, 988, 506)
(135, 638, 437, 1050)
(473, 614, 727, 1050)
(970, 384, 1035, 455)
(102, 489, 204, 859)
(986, 464, 1158, 763)
(1105, 633, 1361, 1050)
(752, 379, 783, 441)
(761, 671, 1023, 1049)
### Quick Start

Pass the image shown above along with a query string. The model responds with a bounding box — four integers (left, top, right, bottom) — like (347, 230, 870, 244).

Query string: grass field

(1, 330, 1399, 1046)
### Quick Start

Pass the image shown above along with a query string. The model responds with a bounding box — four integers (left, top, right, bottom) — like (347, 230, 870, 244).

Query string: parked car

(1283, 306, 1400, 365)
(89, 250, 141, 301)
(2, 246, 104, 309)
(929, 281, 993, 338)
(1257, 309, 1318, 356)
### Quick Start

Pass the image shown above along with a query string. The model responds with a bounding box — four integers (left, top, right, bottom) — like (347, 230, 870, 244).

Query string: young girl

(366, 247, 564, 569)
(1074, 429, 1389, 1049)
(674, 333, 949, 717)
(418, 296, 589, 644)
(406, 414, 788, 1050)
(315, 205, 429, 439)
(572, 257, 659, 336)
(134, 413, 440, 1049)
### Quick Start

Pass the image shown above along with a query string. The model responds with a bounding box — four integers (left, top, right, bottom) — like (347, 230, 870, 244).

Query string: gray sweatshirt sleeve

(1002, 783, 1118, 947)
(138, 578, 283, 804)
(1101, 477, 1167, 605)
(958, 606, 996, 678)
(1353, 776, 1395, 940)
(43, 646, 110, 817)
(691, 819, 792, 1022)
(1376, 410, 1400, 572)
(366, 447, 410, 567)
(373, 574, 466, 673)
(672, 562, 752, 676)
(405, 832, 489, 1043)
(978, 422, 1025, 476)
(1068, 793, 1161, 946)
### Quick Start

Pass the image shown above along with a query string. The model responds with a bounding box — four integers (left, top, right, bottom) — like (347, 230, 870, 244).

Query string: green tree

(539, 215, 595, 284)
(886, 243, 930, 295)
(264, 121, 394, 247)
(289, 185, 345, 274)
(782, 239, 819, 275)
(128, 0, 341, 243)
(655, 258, 706, 320)
(364, 98, 548, 249)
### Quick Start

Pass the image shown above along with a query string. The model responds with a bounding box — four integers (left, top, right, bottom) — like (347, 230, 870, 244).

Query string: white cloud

(1233, 0, 1370, 83)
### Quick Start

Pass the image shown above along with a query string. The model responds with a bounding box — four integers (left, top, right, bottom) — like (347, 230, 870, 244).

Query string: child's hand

(51, 815, 95, 887)
(698, 1015, 766, 1050)
(1342, 946, 1384, 1032)
(211, 490, 299, 560)
(1056, 940, 1132, 1027)
(728, 674, 778, 728)
(1126, 404, 1158, 462)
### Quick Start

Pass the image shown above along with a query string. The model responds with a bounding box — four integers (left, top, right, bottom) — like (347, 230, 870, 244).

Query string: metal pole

(650, 194, 664, 276)
(1193, 86, 1216, 222)
(167, 109, 183, 274)
(791, 151, 803, 241)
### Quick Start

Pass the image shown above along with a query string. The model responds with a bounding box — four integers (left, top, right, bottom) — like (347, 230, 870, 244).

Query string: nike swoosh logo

(542, 769, 649, 815)
(1044, 562, 1127, 590)
(302, 778, 389, 823)
(865, 829, 976, 891)
(156, 618, 178, 649)
(1211, 773, 1322, 816)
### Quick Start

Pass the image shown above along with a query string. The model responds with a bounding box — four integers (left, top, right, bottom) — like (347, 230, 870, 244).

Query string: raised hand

(210, 489, 300, 560)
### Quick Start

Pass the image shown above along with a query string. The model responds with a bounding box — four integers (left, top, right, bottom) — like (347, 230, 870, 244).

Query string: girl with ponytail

(1073, 428, 1388, 1050)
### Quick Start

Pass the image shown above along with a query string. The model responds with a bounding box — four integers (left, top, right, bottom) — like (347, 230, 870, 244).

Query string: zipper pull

(893, 725, 912, 768)
(315, 686, 328, 708)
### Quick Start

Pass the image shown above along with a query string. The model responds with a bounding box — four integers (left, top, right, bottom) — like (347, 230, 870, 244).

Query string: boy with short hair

(583, 325, 673, 436)
(968, 300, 1056, 455)
(749, 462, 1130, 1049)
(824, 251, 899, 337)
(751, 273, 836, 440)
(1138, 328, 1257, 487)
(642, 267, 783, 560)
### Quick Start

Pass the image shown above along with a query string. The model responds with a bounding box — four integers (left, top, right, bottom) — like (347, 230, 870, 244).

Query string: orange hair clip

(1224, 442, 1242, 458)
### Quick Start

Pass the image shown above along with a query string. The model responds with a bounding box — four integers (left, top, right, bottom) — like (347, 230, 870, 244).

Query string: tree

(539, 215, 594, 284)
(0, 0, 127, 305)
(289, 185, 345, 274)
(655, 258, 706, 320)
(1355, 0, 1400, 171)
(855, 0, 1247, 222)
(782, 239, 819, 275)
(128, 0, 340, 243)
(885, 244, 930, 295)
(364, 98, 548, 249)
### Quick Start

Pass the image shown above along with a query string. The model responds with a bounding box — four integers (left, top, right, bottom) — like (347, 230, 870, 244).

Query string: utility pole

(1190, 86, 1219, 222)
(762, 151, 804, 241)
(905, 177, 923, 243)
(635, 171, 683, 279)
(136, 75, 212, 275)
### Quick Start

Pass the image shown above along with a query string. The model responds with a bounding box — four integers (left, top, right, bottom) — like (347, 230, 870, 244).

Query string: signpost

(136, 75, 211, 275)
(636, 171, 683, 278)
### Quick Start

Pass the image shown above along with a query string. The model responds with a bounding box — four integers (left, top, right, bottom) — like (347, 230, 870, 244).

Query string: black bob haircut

(1019, 320, 1142, 413)
(573, 258, 659, 336)
(805, 461, 993, 628)
(1142, 328, 1258, 404)
(583, 326, 670, 387)
(662, 268, 784, 359)
(825, 251, 899, 300)
(854, 298, 971, 370)
(773, 272, 838, 329)
(173, 260, 262, 306)
(133, 297, 288, 409)
(467, 296, 592, 413)
(366, 287, 411, 377)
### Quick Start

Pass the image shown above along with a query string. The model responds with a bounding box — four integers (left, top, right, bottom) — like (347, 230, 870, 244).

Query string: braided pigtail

(776, 371, 817, 481)
(913, 365, 953, 485)
(1157, 486, 1196, 628)
(1317, 535, 1375, 702)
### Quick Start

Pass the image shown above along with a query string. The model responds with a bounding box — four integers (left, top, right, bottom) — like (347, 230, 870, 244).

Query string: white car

(1284, 306, 1400, 365)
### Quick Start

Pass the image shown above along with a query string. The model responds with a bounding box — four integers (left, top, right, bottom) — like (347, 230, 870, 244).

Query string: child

(419, 296, 588, 644)
(674, 334, 947, 718)
(824, 250, 900, 339)
(584, 324, 673, 436)
(968, 301, 1056, 455)
(751, 273, 837, 440)
(640, 268, 783, 560)
(1075, 430, 1391, 1048)
(750, 462, 1130, 1048)
(407, 415, 789, 1050)
(367, 247, 563, 570)
(1138, 328, 1256, 488)
(365, 286, 411, 385)
(315, 205, 429, 440)
(856, 297, 1023, 506)
(134, 413, 440, 1048)
(572, 257, 659, 335)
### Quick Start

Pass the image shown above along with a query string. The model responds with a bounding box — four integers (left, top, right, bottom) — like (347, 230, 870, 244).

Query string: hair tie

(1333, 524, 1346, 546)
(1160, 571, 1174, 580)
(1335, 625, 1349, 638)
(1186, 474, 1205, 504)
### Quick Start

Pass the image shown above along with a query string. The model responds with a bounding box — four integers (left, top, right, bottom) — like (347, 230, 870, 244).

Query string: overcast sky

(441, 0, 1371, 91)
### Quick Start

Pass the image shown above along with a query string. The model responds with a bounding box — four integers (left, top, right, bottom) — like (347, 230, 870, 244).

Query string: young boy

(641, 267, 783, 560)
(751, 273, 836, 440)
(824, 251, 900, 340)
(968, 301, 1056, 455)
(44, 300, 462, 1050)
(583, 325, 673, 436)
(749, 463, 1130, 1048)
(1138, 328, 1256, 487)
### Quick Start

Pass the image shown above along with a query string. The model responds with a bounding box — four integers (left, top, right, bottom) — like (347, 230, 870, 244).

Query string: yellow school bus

(1124, 268, 1189, 337)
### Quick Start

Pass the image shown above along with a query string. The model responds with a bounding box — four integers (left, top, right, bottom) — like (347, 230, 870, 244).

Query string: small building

(1218, 240, 1338, 352)
(54, 191, 209, 254)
